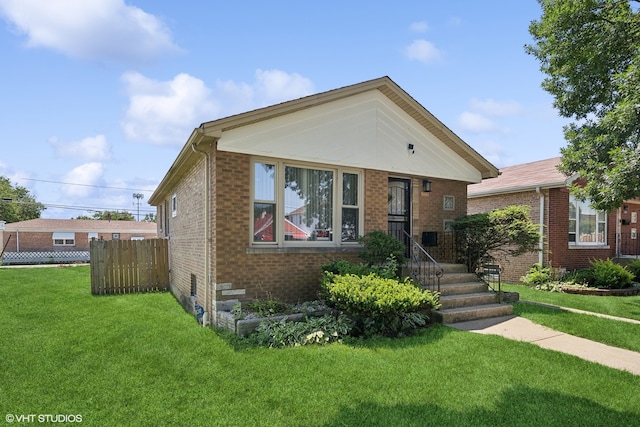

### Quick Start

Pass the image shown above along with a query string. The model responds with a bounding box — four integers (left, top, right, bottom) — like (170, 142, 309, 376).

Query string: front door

(388, 178, 411, 253)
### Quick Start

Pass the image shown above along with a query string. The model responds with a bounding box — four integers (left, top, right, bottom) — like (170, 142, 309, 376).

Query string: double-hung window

(569, 195, 607, 245)
(252, 160, 362, 246)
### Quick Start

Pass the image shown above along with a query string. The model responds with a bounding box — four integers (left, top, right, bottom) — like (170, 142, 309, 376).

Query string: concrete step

(438, 282, 488, 296)
(439, 292, 500, 310)
(439, 272, 481, 285)
(433, 303, 514, 324)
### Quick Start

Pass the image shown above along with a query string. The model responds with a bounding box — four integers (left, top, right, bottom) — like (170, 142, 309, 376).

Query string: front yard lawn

(502, 283, 640, 321)
(1, 266, 639, 426)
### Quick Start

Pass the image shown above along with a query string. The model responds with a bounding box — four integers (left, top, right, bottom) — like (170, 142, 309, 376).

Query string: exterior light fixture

(422, 179, 432, 192)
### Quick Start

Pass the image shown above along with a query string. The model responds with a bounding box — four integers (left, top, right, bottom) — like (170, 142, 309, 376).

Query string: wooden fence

(90, 239, 169, 295)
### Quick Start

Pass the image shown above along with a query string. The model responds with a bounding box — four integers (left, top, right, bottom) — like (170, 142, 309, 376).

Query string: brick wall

(162, 147, 487, 326)
(469, 187, 619, 282)
(164, 155, 208, 312)
(468, 189, 547, 283)
(0, 231, 155, 252)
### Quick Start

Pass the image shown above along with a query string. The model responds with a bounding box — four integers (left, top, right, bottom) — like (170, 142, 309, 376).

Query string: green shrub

(624, 259, 640, 282)
(321, 256, 400, 280)
(563, 268, 595, 287)
(590, 259, 633, 289)
(520, 263, 553, 286)
(250, 313, 353, 348)
(245, 299, 289, 317)
(358, 230, 408, 266)
(322, 273, 440, 337)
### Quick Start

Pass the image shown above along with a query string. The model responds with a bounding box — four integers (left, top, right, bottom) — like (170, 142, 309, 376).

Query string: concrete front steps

(428, 263, 513, 324)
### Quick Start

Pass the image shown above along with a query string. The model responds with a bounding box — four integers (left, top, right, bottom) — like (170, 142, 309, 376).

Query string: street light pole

(132, 193, 144, 221)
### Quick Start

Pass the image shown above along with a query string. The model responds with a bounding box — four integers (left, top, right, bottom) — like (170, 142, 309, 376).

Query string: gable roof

(3, 219, 157, 234)
(468, 157, 569, 198)
(150, 76, 498, 205)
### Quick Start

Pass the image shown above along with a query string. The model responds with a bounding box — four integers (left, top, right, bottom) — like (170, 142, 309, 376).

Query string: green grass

(512, 303, 640, 352)
(1, 266, 640, 426)
(502, 283, 640, 321)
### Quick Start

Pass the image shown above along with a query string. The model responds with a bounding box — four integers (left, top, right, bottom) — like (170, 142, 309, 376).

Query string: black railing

(479, 264, 502, 303)
(618, 234, 640, 257)
(402, 231, 444, 293)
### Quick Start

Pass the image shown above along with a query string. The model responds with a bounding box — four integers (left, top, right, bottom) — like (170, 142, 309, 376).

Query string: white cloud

(121, 72, 219, 145)
(457, 112, 499, 133)
(456, 98, 526, 133)
(0, 0, 181, 64)
(121, 69, 315, 146)
(404, 39, 442, 65)
(253, 69, 314, 105)
(469, 98, 525, 117)
(49, 135, 111, 161)
(409, 21, 429, 33)
(61, 162, 104, 197)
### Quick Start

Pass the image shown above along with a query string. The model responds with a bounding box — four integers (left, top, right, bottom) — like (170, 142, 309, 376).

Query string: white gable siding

(217, 91, 482, 183)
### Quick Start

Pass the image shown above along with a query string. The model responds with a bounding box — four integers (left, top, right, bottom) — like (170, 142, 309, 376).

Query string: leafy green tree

(74, 210, 135, 221)
(452, 205, 540, 274)
(526, 0, 640, 211)
(0, 176, 46, 223)
(143, 213, 156, 223)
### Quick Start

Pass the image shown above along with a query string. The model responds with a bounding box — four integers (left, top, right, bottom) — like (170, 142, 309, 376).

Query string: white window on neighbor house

(53, 232, 75, 246)
(131, 236, 144, 240)
(569, 195, 607, 245)
(88, 232, 98, 242)
(251, 159, 363, 246)
(171, 193, 177, 217)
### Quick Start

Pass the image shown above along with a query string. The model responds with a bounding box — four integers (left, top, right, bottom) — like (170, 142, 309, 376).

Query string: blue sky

(0, 0, 569, 219)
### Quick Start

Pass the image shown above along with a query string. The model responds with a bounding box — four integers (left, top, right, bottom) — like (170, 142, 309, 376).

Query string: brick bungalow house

(0, 218, 157, 264)
(148, 76, 499, 327)
(467, 157, 640, 283)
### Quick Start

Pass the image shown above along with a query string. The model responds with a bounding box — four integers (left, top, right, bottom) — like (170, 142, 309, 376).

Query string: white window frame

(251, 158, 363, 247)
(569, 195, 607, 246)
(171, 193, 177, 217)
(53, 232, 75, 246)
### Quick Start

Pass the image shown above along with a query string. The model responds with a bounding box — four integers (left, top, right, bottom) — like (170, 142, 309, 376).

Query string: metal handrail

(479, 264, 502, 303)
(402, 231, 444, 293)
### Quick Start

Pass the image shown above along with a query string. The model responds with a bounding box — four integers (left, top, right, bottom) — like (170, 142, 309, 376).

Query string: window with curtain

(569, 195, 607, 245)
(251, 160, 361, 246)
(253, 162, 276, 242)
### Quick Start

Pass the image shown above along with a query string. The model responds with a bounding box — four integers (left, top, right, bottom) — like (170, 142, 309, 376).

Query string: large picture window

(252, 160, 362, 246)
(569, 195, 607, 245)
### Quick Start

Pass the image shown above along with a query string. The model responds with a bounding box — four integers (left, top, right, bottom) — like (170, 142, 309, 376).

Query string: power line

(0, 198, 156, 214)
(14, 177, 155, 193)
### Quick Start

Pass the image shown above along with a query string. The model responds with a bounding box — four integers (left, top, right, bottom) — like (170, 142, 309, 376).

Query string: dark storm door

(388, 178, 411, 254)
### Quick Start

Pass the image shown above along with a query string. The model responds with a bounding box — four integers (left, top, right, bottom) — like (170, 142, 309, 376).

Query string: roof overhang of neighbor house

(149, 76, 499, 205)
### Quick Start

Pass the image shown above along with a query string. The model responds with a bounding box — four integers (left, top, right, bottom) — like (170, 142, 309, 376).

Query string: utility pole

(132, 193, 144, 221)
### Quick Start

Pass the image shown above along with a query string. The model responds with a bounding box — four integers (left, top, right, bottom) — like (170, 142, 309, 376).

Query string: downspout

(191, 129, 221, 326)
(191, 139, 211, 327)
(616, 207, 621, 257)
(536, 187, 544, 266)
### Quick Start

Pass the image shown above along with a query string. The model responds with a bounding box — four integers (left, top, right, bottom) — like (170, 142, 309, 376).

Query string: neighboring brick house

(467, 157, 640, 283)
(148, 76, 499, 327)
(0, 219, 157, 264)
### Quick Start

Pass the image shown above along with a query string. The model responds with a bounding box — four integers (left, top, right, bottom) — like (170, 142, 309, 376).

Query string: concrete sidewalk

(449, 315, 640, 376)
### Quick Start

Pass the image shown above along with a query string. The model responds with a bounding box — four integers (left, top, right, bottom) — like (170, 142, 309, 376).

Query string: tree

(0, 176, 46, 223)
(143, 213, 156, 223)
(74, 210, 135, 221)
(452, 205, 540, 274)
(526, 0, 640, 211)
